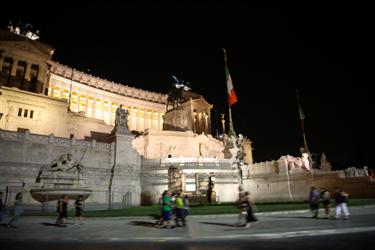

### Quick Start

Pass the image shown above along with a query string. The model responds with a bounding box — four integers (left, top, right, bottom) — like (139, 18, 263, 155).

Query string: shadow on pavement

(40, 222, 63, 227)
(130, 221, 157, 228)
(200, 221, 238, 227)
(273, 216, 332, 220)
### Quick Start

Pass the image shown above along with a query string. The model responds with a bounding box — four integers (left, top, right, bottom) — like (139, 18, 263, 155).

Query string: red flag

(225, 65, 238, 107)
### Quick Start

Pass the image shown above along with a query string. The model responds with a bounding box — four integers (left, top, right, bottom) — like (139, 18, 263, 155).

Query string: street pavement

(1, 205, 375, 243)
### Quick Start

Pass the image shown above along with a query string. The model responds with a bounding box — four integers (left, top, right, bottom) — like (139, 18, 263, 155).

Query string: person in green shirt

(175, 192, 185, 226)
(161, 191, 173, 228)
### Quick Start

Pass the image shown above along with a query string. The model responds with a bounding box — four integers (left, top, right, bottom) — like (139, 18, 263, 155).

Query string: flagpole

(223, 48, 236, 137)
(296, 90, 310, 153)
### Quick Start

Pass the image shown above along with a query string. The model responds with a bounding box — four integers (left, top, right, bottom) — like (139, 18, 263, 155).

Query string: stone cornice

(0, 129, 111, 152)
(48, 61, 167, 105)
(1, 86, 67, 106)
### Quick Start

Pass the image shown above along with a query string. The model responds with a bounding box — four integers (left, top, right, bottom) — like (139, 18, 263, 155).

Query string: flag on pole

(225, 65, 238, 107)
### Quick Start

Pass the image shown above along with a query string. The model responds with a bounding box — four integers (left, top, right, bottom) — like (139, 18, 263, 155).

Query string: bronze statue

(166, 75, 191, 111)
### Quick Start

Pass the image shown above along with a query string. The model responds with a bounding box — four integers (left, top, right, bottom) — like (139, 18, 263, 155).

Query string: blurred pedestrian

(161, 191, 173, 228)
(183, 194, 189, 223)
(156, 190, 167, 225)
(74, 195, 84, 224)
(309, 186, 320, 218)
(0, 191, 4, 222)
(175, 192, 185, 226)
(241, 191, 258, 227)
(320, 187, 331, 218)
(237, 185, 246, 226)
(334, 188, 350, 219)
(7, 192, 23, 228)
(56, 194, 69, 227)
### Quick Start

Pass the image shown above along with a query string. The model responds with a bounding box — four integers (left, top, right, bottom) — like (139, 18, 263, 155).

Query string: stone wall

(0, 129, 240, 209)
(0, 129, 142, 208)
(242, 156, 375, 203)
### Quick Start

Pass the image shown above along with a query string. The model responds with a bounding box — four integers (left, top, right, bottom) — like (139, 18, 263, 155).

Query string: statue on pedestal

(319, 152, 332, 171)
(113, 104, 131, 135)
(115, 104, 129, 129)
(166, 75, 191, 111)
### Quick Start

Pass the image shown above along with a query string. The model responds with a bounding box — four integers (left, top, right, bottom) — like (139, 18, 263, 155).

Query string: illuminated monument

(0, 27, 241, 208)
(0, 26, 374, 209)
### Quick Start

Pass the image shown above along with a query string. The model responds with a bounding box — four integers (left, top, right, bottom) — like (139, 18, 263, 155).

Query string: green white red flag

(225, 65, 238, 107)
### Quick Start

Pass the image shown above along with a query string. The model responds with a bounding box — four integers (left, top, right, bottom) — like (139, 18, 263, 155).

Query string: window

(17, 108, 35, 119)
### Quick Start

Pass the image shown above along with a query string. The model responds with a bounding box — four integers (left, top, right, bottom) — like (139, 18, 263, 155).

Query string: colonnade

(48, 76, 164, 131)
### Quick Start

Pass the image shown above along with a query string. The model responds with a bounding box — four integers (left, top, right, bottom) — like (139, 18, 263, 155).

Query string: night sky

(2, 1, 374, 168)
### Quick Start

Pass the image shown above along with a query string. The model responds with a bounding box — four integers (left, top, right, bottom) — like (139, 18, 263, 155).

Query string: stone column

(130, 107, 135, 130)
(24, 62, 31, 81)
(37, 64, 47, 93)
(76, 90, 81, 112)
(207, 110, 212, 135)
(93, 98, 97, 119)
(50, 83, 55, 97)
(157, 112, 161, 130)
(136, 107, 140, 131)
(85, 95, 89, 116)
(10, 57, 19, 76)
(101, 100, 105, 121)
(151, 111, 154, 129)
(143, 109, 147, 131)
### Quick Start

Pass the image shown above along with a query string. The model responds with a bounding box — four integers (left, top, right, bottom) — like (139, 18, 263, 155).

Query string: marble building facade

(0, 28, 241, 208)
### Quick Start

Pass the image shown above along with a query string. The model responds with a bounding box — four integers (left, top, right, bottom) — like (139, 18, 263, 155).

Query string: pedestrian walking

(175, 192, 185, 226)
(161, 191, 173, 228)
(237, 185, 247, 226)
(0, 191, 4, 223)
(320, 187, 331, 218)
(156, 190, 167, 226)
(74, 195, 84, 224)
(334, 188, 350, 219)
(56, 194, 69, 227)
(182, 194, 189, 223)
(7, 192, 23, 228)
(308, 186, 320, 218)
(240, 191, 258, 227)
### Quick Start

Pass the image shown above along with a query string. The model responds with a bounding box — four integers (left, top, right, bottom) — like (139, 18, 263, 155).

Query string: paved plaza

(1, 205, 375, 242)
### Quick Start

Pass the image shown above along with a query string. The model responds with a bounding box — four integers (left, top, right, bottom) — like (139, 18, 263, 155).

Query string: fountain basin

(30, 188, 92, 202)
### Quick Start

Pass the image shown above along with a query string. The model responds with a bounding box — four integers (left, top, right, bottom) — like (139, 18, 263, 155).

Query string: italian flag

(225, 65, 238, 107)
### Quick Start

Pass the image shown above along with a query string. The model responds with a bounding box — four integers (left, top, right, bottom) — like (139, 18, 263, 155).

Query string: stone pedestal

(163, 107, 189, 131)
(109, 132, 141, 207)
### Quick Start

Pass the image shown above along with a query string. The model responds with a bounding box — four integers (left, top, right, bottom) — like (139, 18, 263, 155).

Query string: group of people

(309, 186, 350, 219)
(0, 191, 85, 228)
(55, 194, 84, 227)
(157, 190, 189, 228)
